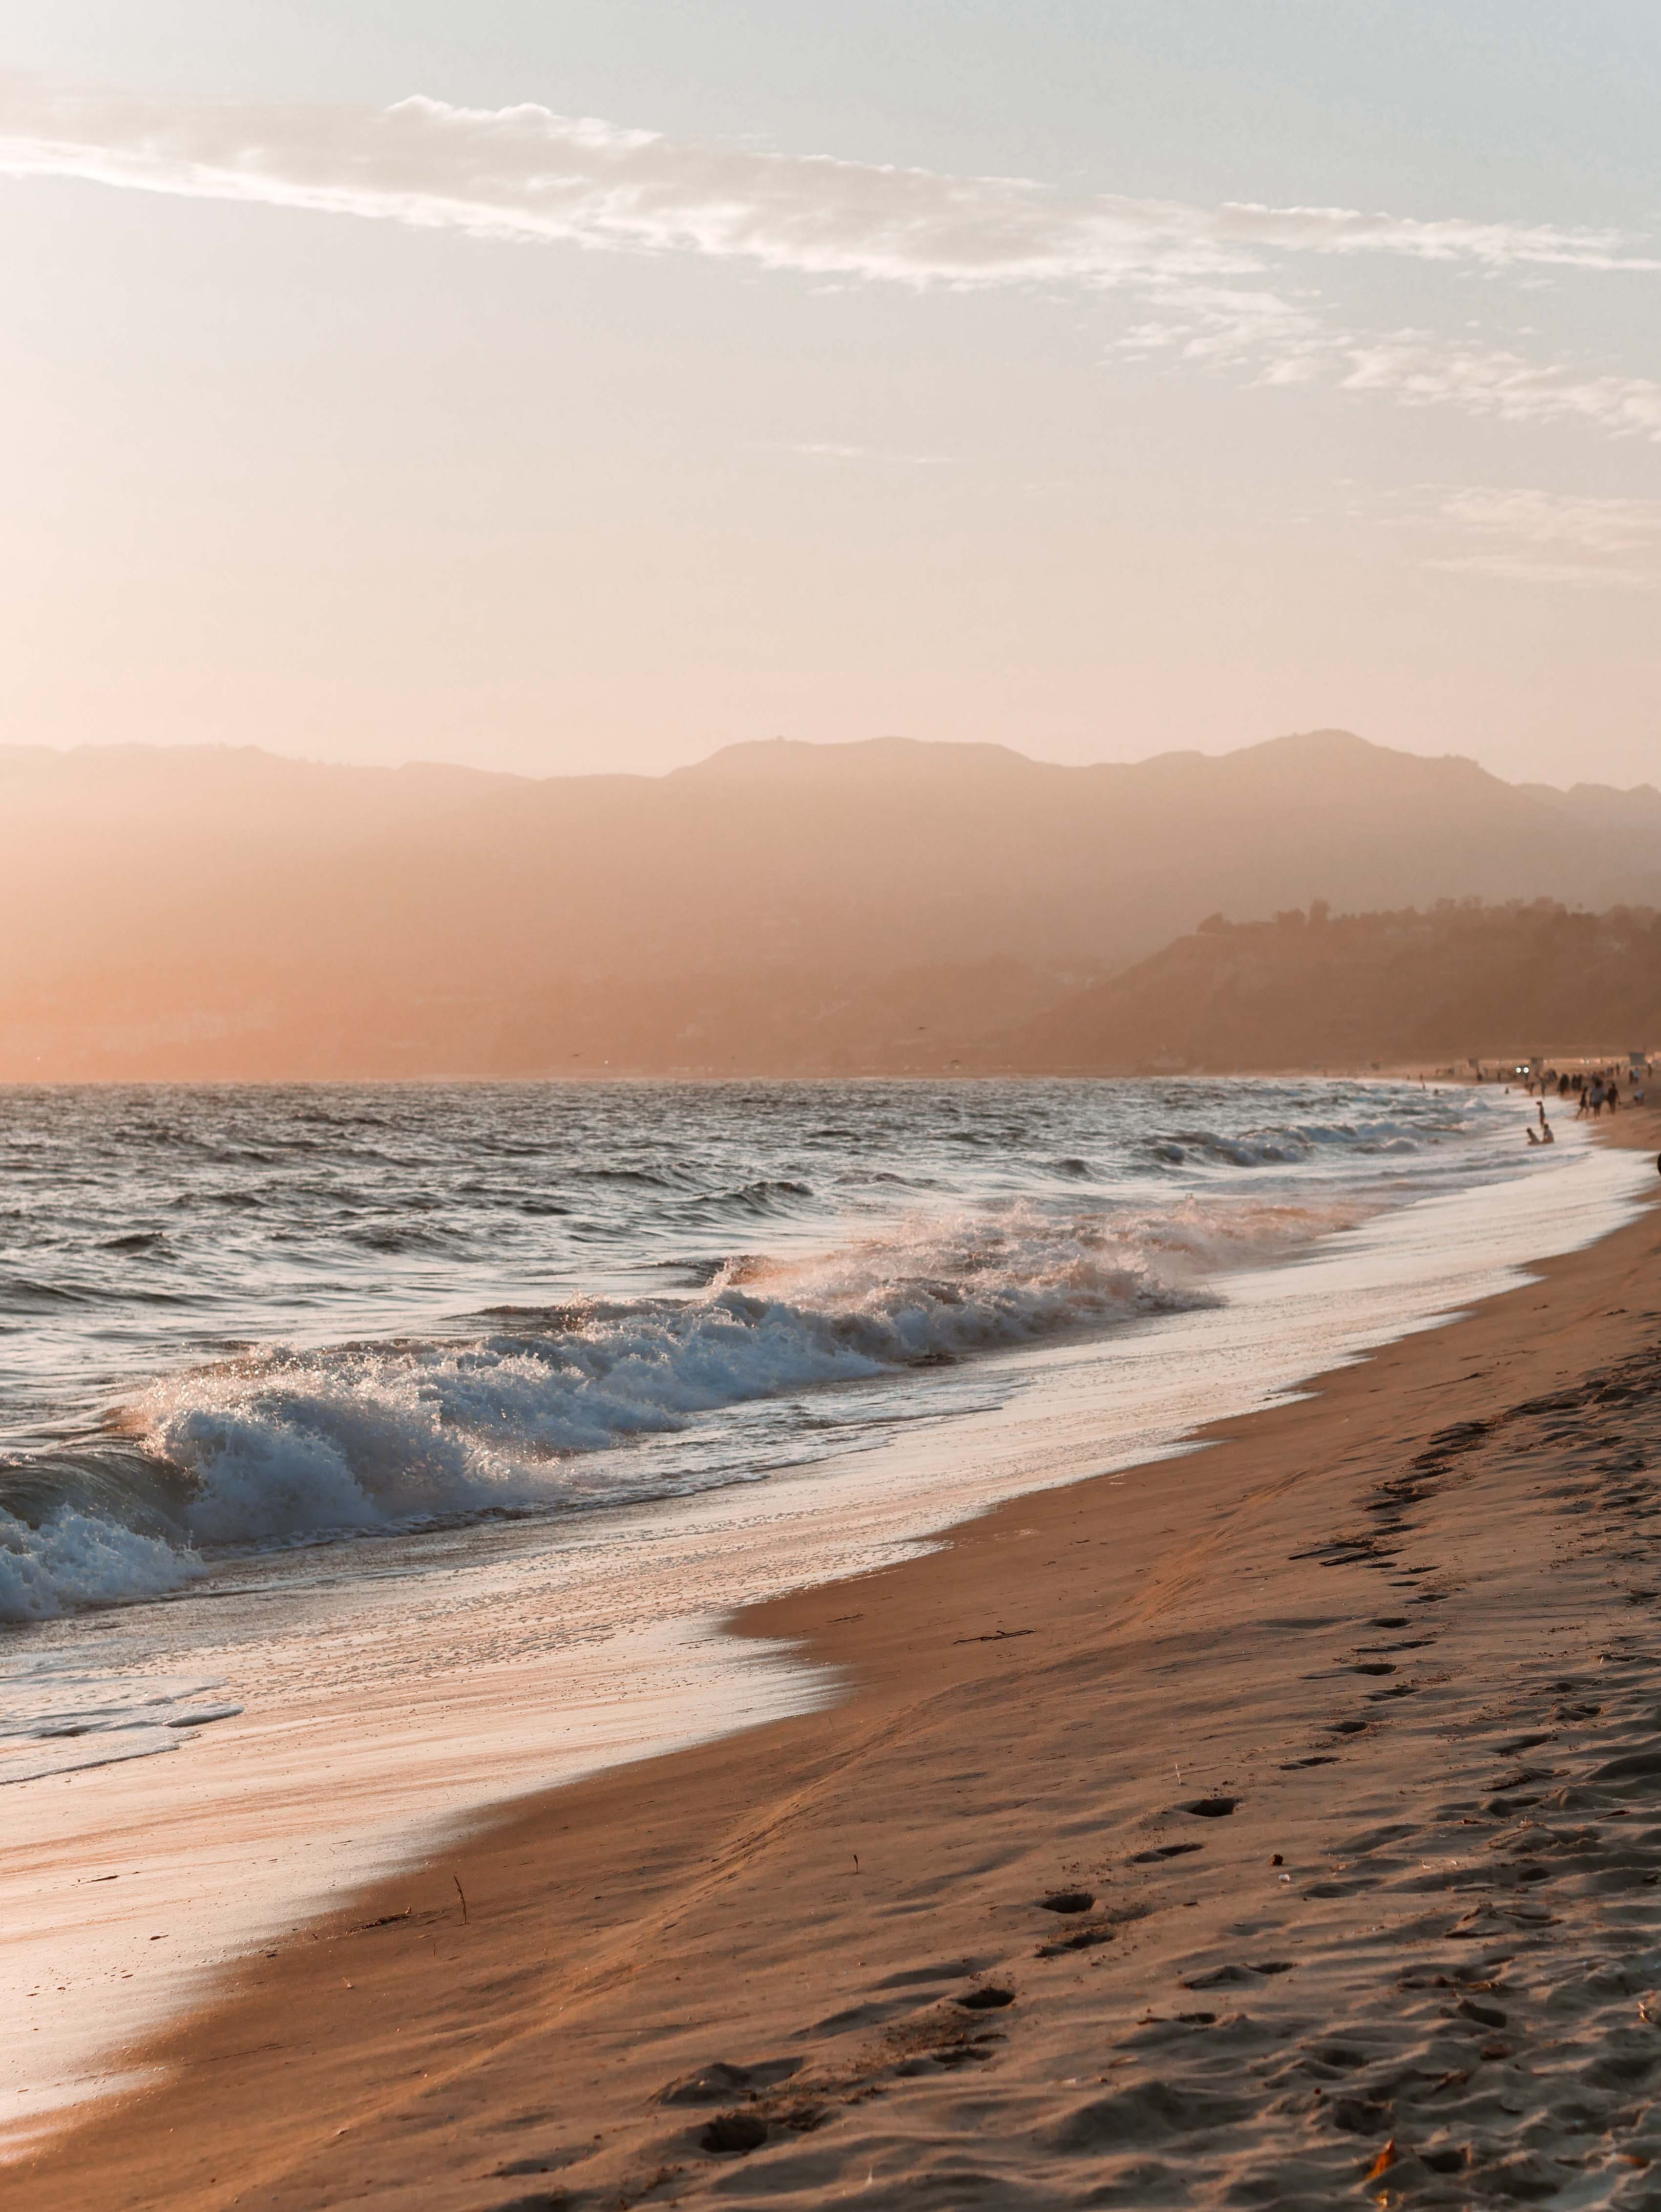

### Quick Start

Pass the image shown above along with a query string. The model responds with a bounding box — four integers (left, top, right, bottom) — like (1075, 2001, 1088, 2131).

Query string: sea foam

(1, 1192, 1350, 1618)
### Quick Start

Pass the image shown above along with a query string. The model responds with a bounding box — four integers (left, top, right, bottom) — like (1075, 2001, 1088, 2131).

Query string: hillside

(997, 901, 1661, 1074)
(3, 732, 1660, 1077)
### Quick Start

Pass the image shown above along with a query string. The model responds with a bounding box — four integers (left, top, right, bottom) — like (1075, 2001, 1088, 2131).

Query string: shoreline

(12, 1112, 1661, 2208)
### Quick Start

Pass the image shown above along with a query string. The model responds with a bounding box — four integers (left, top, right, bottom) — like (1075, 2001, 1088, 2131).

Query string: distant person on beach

(1607, 1079, 1619, 1112)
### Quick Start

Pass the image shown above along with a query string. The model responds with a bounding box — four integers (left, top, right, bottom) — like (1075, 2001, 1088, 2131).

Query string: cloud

(1338, 340, 1661, 439)
(1437, 486, 1661, 552)
(1426, 553, 1659, 589)
(1, 76, 1655, 290)
(1422, 486, 1661, 589)
(1119, 302, 1661, 442)
(3, 77, 1658, 444)
(1117, 282, 1333, 385)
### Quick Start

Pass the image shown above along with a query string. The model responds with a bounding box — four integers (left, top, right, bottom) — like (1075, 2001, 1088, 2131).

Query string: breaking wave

(0, 1193, 1347, 1621)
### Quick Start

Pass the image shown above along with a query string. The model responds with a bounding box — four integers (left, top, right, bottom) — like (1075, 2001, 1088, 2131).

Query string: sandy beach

(11, 8, 1659, 2203)
(12, 1106, 1661, 2211)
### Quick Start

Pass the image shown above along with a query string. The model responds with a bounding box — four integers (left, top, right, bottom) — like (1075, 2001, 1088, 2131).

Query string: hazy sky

(3, 2, 1660, 784)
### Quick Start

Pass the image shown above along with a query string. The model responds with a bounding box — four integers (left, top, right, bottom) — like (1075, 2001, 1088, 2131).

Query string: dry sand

(14, 1111, 1661, 2211)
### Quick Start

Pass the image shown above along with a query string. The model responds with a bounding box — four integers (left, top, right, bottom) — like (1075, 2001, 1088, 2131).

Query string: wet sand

(13, 1108, 1661, 2211)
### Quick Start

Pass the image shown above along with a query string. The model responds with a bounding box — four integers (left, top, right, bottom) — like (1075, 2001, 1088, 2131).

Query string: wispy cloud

(3, 76, 1658, 442)
(1117, 299, 1661, 440)
(1339, 341, 1661, 439)
(2, 77, 1654, 287)
(1438, 486, 1661, 552)
(1427, 553, 1660, 588)
(1423, 486, 1661, 589)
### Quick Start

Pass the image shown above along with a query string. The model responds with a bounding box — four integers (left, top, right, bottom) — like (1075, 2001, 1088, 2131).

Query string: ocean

(0, 1075, 1538, 1622)
(1, 1075, 1646, 2144)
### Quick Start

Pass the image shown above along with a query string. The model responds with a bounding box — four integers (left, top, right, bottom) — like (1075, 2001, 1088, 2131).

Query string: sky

(2, 2, 1659, 786)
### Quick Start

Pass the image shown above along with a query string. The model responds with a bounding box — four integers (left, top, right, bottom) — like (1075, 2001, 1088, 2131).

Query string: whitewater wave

(0, 1193, 1350, 1621)
(0, 1504, 205, 1623)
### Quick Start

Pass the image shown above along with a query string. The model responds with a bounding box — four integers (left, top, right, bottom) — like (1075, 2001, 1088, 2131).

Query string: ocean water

(4, 1075, 1646, 2146)
(2, 1076, 1517, 1624)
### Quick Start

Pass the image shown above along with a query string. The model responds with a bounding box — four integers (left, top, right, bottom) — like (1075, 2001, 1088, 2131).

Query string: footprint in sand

(955, 1984, 1016, 2011)
(699, 2112, 767, 2155)
(1036, 1925, 1115, 1958)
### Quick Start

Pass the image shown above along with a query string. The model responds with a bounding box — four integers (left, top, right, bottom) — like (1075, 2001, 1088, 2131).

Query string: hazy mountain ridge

(3, 731, 1659, 1078)
(998, 901, 1661, 1075)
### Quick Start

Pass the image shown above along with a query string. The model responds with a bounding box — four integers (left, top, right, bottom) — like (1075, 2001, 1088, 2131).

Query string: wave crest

(0, 1193, 1347, 1618)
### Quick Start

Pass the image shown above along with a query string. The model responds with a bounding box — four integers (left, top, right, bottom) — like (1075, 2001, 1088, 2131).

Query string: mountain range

(4, 729, 1659, 1078)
